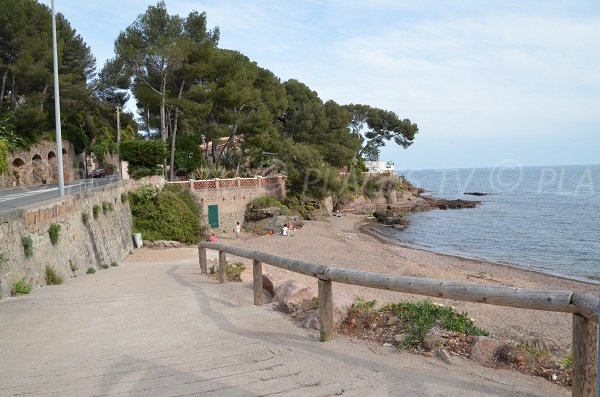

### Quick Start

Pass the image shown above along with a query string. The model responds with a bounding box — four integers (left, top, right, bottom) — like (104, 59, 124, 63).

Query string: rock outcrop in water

(336, 178, 480, 227)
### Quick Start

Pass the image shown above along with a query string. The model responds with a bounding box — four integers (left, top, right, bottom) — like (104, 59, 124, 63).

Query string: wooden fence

(198, 242, 599, 397)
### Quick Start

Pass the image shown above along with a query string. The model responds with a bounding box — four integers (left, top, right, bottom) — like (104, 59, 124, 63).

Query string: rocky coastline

(337, 181, 481, 228)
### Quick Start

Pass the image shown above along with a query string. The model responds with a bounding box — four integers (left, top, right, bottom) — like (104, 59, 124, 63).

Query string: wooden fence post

(318, 279, 334, 342)
(572, 314, 598, 397)
(253, 259, 263, 306)
(198, 246, 207, 274)
(219, 251, 226, 283)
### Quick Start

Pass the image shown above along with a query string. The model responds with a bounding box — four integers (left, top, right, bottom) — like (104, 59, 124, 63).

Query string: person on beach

(208, 232, 217, 243)
(234, 222, 241, 238)
(281, 224, 289, 236)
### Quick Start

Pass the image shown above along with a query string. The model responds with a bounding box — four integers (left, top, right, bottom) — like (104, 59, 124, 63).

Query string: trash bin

(133, 233, 143, 248)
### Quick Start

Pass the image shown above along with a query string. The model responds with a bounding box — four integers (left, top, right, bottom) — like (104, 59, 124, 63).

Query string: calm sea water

(378, 164, 600, 283)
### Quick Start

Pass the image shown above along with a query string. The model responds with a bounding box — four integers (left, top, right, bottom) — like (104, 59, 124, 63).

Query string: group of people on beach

(208, 221, 297, 242)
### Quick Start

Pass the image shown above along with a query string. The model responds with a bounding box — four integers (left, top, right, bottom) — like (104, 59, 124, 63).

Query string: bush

(226, 262, 246, 281)
(102, 201, 109, 214)
(99, 263, 110, 270)
(110, 261, 119, 267)
(69, 260, 78, 272)
(380, 299, 488, 348)
(21, 236, 33, 258)
(129, 184, 204, 243)
(248, 195, 282, 209)
(121, 139, 167, 168)
(45, 265, 63, 285)
(11, 278, 32, 296)
(129, 165, 163, 180)
(48, 223, 61, 245)
(81, 212, 90, 225)
(120, 192, 127, 203)
(86, 267, 96, 274)
(93, 205, 101, 219)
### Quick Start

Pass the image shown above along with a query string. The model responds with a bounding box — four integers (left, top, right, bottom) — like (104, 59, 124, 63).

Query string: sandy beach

(223, 214, 597, 357)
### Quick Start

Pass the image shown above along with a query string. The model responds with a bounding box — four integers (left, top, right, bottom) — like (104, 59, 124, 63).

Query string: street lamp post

(116, 106, 122, 179)
(51, 0, 64, 197)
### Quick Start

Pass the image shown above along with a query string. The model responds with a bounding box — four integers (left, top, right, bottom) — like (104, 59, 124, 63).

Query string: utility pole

(51, 0, 64, 197)
(116, 106, 122, 179)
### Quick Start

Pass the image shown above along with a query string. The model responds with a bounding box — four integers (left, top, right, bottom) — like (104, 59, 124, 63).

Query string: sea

(376, 164, 600, 284)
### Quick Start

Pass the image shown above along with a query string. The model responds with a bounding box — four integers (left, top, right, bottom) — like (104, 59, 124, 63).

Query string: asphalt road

(0, 175, 120, 213)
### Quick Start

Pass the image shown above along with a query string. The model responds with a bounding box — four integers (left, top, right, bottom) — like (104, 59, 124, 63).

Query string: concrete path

(0, 257, 569, 396)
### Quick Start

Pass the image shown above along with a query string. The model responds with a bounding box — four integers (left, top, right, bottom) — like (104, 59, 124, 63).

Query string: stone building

(5, 140, 84, 188)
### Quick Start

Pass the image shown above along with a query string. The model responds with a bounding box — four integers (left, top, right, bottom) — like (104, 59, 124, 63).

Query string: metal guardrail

(199, 242, 598, 397)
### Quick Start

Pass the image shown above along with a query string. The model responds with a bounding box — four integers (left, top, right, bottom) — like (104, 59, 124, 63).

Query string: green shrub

(21, 236, 33, 258)
(120, 140, 166, 168)
(129, 165, 163, 179)
(248, 195, 282, 209)
(99, 263, 110, 270)
(120, 192, 127, 203)
(102, 201, 109, 214)
(86, 267, 96, 274)
(11, 278, 32, 296)
(129, 184, 204, 243)
(44, 265, 63, 285)
(226, 262, 246, 281)
(48, 223, 61, 245)
(69, 260, 78, 272)
(110, 261, 119, 267)
(352, 296, 377, 312)
(380, 299, 488, 348)
(81, 212, 90, 225)
(516, 340, 549, 358)
(560, 352, 573, 369)
(93, 205, 101, 219)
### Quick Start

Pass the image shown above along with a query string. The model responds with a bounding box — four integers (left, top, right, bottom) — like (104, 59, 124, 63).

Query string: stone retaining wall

(0, 182, 133, 298)
(166, 177, 286, 236)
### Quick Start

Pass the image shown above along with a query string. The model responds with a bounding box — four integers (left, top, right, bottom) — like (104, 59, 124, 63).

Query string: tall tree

(344, 104, 419, 160)
(107, 2, 218, 179)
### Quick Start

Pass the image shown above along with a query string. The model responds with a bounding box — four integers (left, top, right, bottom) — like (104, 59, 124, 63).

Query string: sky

(39, 0, 600, 169)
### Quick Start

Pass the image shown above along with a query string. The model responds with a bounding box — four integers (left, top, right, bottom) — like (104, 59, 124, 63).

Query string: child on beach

(234, 222, 241, 238)
(208, 232, 217, 243)
(281, 224, 289, 236)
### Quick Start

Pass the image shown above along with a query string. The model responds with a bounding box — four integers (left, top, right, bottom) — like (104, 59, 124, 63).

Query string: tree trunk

(0, 68, 8, 107)
(11, 73, 16, 110)
(40, 84, 48, 112)
(217, 122, 238, 162)
(169, 107, 180, 181)
(168, 79, 185, 181)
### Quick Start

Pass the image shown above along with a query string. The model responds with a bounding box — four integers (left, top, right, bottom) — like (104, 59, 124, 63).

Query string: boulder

(302, 292, 354, 331)
(421, 334, 445, 351)
(435, 348, 452, 364)
(262, 271, 287, 297)
(469, 336, 506, 365)
(272, 280, 313, 313)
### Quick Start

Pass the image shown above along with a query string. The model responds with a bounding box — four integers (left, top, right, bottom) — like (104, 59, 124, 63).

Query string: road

(0, 175, 120, 213)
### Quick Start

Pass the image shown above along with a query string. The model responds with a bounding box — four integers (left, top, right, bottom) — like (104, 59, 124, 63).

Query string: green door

(208, 204, 219, 228)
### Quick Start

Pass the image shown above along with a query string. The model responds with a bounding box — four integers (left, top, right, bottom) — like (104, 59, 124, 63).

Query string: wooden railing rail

(198, 242, 598, 397)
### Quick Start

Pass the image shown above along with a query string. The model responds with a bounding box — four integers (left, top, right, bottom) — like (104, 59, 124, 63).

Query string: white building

(364, 160, 395, 174)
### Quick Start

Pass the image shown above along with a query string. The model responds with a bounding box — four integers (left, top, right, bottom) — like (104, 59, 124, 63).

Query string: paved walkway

(0, 257, 568, 396)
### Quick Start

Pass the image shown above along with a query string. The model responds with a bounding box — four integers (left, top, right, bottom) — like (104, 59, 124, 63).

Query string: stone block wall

(186, 177, 286, 235)
(7, 140, 85, 187)
(0, 182, 133, 299)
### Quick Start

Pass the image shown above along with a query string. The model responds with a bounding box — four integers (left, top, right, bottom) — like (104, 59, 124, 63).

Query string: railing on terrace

(167, 175, 285, 190)
(198, 242, 599, 397)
